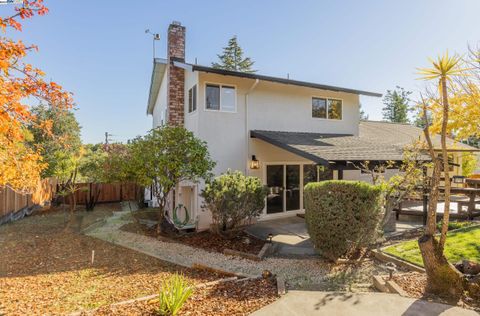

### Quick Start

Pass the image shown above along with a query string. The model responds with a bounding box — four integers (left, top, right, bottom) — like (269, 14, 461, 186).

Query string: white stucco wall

(248, 82, 360, 135)
(184, 70, 199, 134)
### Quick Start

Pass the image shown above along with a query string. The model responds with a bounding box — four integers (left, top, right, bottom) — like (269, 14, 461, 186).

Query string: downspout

(245, 79, 260, 174)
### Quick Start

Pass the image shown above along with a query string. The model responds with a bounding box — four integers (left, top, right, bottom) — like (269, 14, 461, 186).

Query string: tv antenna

(145, 29, 160, 59)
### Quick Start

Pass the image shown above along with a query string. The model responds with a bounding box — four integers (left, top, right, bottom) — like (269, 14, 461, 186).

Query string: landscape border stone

(223, 243, 273, 261)
(372, 274, 409, 297)
(372, 249, 425, 273)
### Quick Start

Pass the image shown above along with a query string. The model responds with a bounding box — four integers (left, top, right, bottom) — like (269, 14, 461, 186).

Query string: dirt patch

(392, 272, 480, 312)
(121, 219, 266, 255)
(83, 278, 278, 316)
(0, 204, 229, 315)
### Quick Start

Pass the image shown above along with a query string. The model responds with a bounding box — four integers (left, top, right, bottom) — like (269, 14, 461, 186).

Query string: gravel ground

(0, 205, 227, 315)
(87, 208, 389, 290)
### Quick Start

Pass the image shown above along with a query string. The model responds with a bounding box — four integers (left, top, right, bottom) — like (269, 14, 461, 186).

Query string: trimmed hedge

(304, 180, 382, 261)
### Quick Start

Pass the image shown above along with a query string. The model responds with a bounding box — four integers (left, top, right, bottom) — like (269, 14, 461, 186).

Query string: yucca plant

(157, 274, 194, 316)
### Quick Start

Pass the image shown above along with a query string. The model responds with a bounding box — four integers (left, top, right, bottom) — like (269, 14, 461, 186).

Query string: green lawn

(383, 225, 480, 267)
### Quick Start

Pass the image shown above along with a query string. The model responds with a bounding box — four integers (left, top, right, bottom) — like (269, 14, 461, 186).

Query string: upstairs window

(312, 97, 342, 120)
(206, 84, 236, 112)
(188, 85, 197, 113)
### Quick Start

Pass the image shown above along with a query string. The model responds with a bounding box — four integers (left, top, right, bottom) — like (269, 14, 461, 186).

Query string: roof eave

(146, 58, 168, 115)
(191, 64, 382, 97)
(250, 130, 331, 166)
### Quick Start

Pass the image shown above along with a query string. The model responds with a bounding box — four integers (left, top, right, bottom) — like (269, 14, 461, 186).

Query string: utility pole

(104, 132, 113, 145)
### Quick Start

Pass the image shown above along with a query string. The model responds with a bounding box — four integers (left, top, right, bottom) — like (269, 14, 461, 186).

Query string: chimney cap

(171, 21, 182, 26)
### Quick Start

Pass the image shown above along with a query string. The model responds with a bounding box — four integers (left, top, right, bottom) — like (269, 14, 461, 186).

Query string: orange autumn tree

(0, 0, 74, 193)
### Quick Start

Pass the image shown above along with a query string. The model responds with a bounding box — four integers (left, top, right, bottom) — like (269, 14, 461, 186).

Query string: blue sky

(4, 0, 480, 143)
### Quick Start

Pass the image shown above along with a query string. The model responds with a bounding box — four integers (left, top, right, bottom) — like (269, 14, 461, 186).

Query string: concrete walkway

(251, 291, 478, 316)
(246, 216, 316, 256)
(245, 216, 423, 256)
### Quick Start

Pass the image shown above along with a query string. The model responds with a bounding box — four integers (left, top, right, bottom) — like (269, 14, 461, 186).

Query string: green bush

(201, 170, 267, 235)
(158, 274, 193, 316)
(304, 180, 382, 261)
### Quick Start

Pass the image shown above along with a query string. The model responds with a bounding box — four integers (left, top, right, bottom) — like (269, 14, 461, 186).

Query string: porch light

(453, 175, 466, 184)
(250, 155, 260, 169)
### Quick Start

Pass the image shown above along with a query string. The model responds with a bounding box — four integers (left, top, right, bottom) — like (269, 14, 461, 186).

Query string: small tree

(129, 126, 215, 233)
(353, 143, 427, 232)
(29, 105, 82, 178)
(382, 86, 412, 123)
(417, 52, 467, 298)
(211, 36, 256, 73)
(201, 170, 267, 236)
(53, 151, 81, 230)
(78, 145, 107, 211)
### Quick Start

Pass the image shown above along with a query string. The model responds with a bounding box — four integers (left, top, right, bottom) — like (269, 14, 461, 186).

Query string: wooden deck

(395, 199, 480, 220)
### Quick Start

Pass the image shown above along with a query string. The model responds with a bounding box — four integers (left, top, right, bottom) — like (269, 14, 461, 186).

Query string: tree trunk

(439, 77, 451, 250)
(64, 193, 77, 231)
(418, 235, 464, 298)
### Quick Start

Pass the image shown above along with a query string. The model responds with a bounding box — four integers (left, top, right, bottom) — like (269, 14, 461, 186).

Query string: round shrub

(201, 170, 267, 236)
(304, 180, 382, 261)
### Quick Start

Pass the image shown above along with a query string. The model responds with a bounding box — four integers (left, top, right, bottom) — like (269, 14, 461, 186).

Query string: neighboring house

(146, 21, 478, 231)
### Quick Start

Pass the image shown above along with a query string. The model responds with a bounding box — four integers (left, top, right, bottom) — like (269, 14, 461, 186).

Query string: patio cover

(250, 121, 479, 167)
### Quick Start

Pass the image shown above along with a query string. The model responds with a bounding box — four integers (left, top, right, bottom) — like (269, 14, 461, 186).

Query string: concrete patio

(246, 215, 423, 257)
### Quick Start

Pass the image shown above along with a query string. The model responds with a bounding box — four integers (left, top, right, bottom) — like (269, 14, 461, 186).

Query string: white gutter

(245, 79, 260, 174)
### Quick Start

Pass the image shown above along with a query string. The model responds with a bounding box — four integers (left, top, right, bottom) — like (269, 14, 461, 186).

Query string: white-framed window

(205, 83, 236, 112)
(312, 97, 342, 120)
(188, 85, 197, 113)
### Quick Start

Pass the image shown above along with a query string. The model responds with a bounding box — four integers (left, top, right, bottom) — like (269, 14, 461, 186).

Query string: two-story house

(146, 22, 474, 231)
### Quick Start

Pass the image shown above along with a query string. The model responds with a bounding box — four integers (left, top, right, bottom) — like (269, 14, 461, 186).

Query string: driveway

(251, 291, 479, 316)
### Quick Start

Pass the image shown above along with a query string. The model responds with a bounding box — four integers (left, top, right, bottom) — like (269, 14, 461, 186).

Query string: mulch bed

(392, 272, 480, 312)
(84, 278, 278, 316)
(121, 220, 266, 255)
(0, 205, 231, 315)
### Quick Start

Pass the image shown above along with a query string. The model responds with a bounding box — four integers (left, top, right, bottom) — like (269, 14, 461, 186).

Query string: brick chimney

(166, 21, 185, 126)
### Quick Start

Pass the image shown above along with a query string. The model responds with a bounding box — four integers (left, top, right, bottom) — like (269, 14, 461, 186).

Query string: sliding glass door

(266, 164, 300, 214)
(286, 165, 300, 211)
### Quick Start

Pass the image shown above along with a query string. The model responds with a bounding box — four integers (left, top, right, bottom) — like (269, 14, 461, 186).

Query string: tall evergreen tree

(382, 86, 412, 123)
(359, 104, 369, 120)
(212, 36, 256, 73)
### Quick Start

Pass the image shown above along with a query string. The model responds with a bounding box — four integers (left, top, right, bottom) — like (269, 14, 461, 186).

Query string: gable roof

(251, 121, 479, 166)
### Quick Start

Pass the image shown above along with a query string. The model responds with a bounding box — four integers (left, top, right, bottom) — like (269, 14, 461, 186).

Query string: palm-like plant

(418, 53, 467, 249)
(416, 52, 468, 297)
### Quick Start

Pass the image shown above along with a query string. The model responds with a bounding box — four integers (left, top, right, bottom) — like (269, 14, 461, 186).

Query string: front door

(266, 164, 301, 214)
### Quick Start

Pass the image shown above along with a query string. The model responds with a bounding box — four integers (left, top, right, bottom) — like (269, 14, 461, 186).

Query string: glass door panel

(266, 165, 284, 214)
(286, 165, 300, 211)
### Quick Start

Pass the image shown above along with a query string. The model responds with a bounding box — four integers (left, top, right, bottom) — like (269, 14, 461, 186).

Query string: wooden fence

(0, 178, 57, 223)
(66, 182, 141, 204)
(0, 180, 141, 225)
